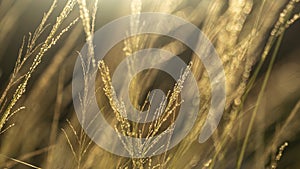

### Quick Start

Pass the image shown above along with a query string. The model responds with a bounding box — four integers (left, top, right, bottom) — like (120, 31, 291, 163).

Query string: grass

(0, 0, 300, 168)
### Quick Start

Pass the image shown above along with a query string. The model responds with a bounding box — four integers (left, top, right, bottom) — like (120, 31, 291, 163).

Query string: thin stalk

(236, 28, 286, 169)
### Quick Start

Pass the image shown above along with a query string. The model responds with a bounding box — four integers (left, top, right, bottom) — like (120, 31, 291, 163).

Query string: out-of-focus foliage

(0, 0, 299, 169)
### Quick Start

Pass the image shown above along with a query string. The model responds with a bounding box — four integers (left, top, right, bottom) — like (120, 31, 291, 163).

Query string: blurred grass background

(0, 0, 299, 168)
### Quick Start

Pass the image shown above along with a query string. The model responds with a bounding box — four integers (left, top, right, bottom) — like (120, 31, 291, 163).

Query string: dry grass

(0, 0, 300, 168)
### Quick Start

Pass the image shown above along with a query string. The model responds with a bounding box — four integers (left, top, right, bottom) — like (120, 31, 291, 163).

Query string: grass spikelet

(0, 0, 77, 132)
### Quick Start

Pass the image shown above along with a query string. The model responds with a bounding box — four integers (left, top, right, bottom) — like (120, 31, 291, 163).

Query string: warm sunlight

(0, 0, 299, 169)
